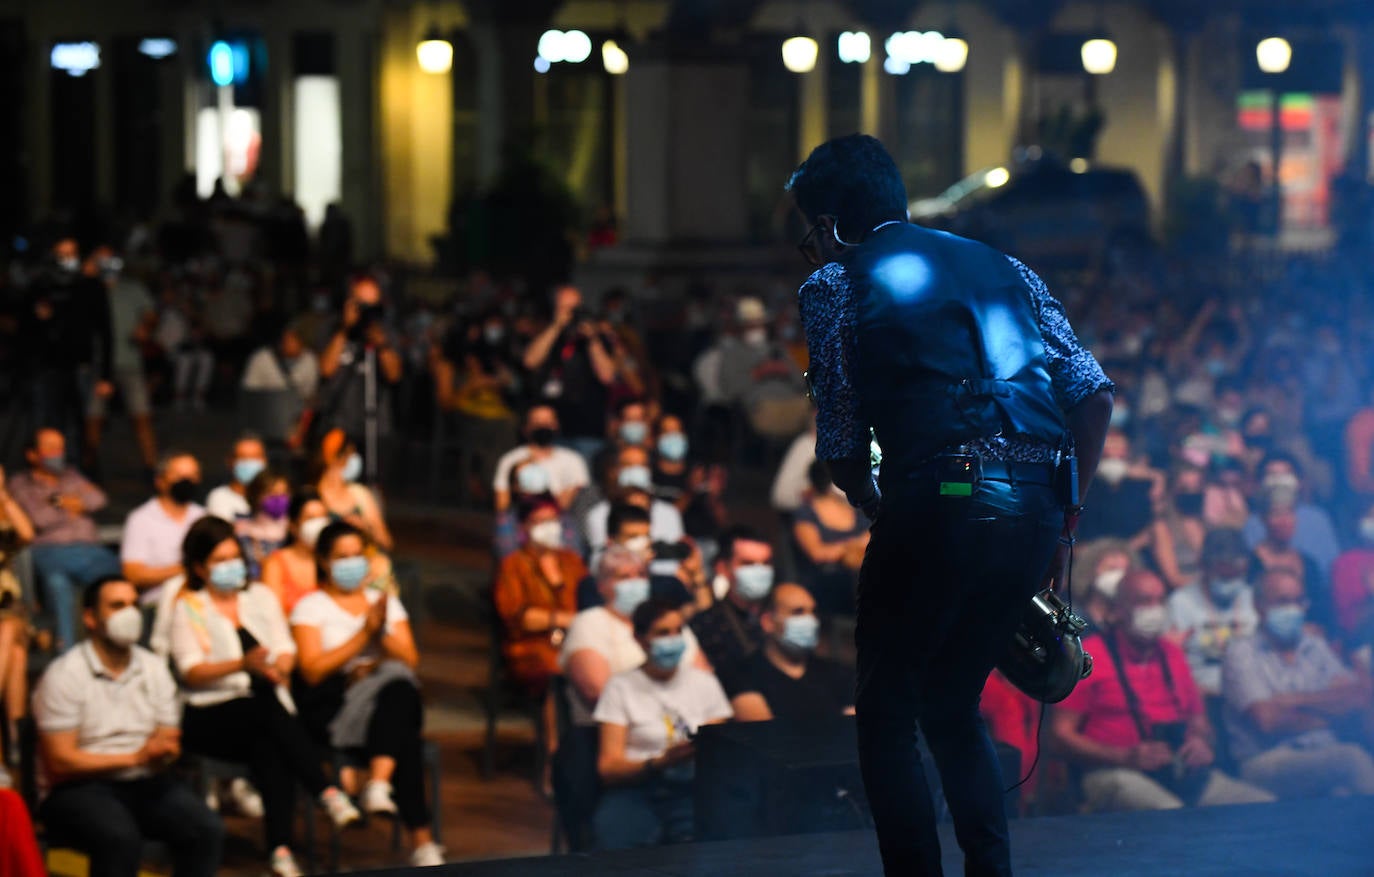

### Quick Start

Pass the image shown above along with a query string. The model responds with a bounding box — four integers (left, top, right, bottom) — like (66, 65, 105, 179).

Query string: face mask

(529, 520, 563, 550)
(743, 327, 768, 347)
(340, 453, 363, 483)
(1129, 605, 1170, 640)
(529, 427, 557, 448)
(1246, 434, 1273, 454)
(58, 256, 80, 274)
(1094, 568, 1126, 600)
(734, 564, 774, 602)
(483, 325, 505, 344)
(330, 556, 370, 592)
(1217, 408, 1243, 428)
(1204, 358, 1228, 378)
(621, 534, 651, 556)
(1264, 604, 1306, 644)
(648, 634, 687, 671)
(1097, 458, 1129, 485)
(208, 558, 247, 593)
(260, 494, 290, 520)
(299, 517, 329, 548)
(1360, 518, 1374, 544)
(612, 577, 650, 617)
(1262, 473, 1300, 494)
(617, 465, 653, 491)
(168, 478, 200, 505)
(620, 421, 648, 445)
(658, 432, 688, 462)
(40, 454, 65, 474)
(780, 614, 820, 652)
(105, 605, 143, 649)
(1174, 492, 1204, 517)
(233, 458, 266, 485)
(1208, 576, 1247, 604)
(516, 464, 551, 495)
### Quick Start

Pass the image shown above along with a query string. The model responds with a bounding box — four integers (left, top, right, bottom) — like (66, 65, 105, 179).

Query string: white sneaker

(361, 779, 399, 817)
(228, 777, 265, 818)
(319, 786, 361, 828)
(410, 842, 445, 867)
(269, 846, 303, 877)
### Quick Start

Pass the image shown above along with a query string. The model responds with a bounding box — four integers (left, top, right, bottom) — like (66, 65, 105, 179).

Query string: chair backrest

(548, 675, 599, 852)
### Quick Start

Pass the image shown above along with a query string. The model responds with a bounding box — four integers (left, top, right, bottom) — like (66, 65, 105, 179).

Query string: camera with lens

(653, 540, 693, 562)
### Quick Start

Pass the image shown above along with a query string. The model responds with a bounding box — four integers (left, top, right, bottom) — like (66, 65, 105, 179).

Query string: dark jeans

(355, 679, 430, 830)
(855, 472, 1061, 877)
(31, 542, 123, 652)
(593, 778, 694, 850)
(40, 773, 224, 877)
(182, 691, 330, 850)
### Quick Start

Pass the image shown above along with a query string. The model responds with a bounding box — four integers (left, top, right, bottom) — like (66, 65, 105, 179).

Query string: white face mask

(1094, 568, 1126, 600)
(1129, 605, 1170, 640)
(529, 520, 563, 550)
(299, 517, 330, 549)
(105, 605, 143, 649)
(1097, 458, 1129, 485)
(621, 534, 651, 556)
(743, 327, 768, 347)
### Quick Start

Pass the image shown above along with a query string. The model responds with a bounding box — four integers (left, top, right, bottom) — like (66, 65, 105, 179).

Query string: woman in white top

(290, 521, 441, 867)
(172, 517, 359, 877)
(592, 597, 732, 849)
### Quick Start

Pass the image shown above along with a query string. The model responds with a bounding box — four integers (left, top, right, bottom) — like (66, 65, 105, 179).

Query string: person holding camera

(315, 274, 402, 458)
(1050, 569, 1273, 812)
(521, 285, 616, 466)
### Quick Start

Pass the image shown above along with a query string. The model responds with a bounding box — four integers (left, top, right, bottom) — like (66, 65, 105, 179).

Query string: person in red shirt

(980, 670, 1042, 804)
(1050, 569, 1273, 812)
(1331, 501, 1374, 645)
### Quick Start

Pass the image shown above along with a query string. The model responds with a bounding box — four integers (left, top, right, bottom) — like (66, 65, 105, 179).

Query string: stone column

(336, 23, 379, 258)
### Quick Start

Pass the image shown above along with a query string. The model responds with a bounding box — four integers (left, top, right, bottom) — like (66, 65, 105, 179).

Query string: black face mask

(529, 427, 557, 448)
(1246, 434, 1273, 454)
(1174, 492, 1204, 517)
(168, 478, 200, 506)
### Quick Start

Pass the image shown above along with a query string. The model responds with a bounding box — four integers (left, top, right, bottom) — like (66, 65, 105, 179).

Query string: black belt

(978, 460, 1057, 487)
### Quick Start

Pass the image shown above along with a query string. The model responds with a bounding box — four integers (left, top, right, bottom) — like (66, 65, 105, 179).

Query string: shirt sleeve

(383, 593, 410, 630)
(146, 655, 183, 728)
(168, 601, 208, 676)
(1221, 637, 1270, 712)
(696, 671, 734, 725)
(591, 673, 630, 725)
(1006, 256, 1114, 411)
(32, 661, 82, 733)
(797, 265, 870, 461)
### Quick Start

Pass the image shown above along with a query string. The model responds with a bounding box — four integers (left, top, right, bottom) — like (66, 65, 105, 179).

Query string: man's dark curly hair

(785, 134, 908, 243)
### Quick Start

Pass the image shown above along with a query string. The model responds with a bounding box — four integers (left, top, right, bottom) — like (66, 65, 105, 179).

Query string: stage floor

(413, 795, 1374, 876)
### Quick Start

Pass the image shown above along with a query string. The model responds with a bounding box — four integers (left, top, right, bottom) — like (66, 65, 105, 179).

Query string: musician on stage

(788, 135, 1113, 877)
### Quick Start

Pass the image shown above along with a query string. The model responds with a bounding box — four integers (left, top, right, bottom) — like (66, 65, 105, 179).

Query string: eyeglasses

(797, 224, 824, 268)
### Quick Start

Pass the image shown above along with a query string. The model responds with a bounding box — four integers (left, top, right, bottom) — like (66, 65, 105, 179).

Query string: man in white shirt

(241, 326, 320, 400)
(583, 446, 684, 565)
(204, 434, 269, 523)
(492, 405, 590, 512)
(121, 452, 206, 606)
(770, 416, 817, 515)
(1168, 528, 1260, 697)
(34, 576, 224, 877)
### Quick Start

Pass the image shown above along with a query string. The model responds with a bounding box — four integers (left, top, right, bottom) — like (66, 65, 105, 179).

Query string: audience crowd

(3, 192, 1374, 870)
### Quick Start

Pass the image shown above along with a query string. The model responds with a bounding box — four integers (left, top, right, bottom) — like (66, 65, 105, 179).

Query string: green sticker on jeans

(939, 482, 973, 497)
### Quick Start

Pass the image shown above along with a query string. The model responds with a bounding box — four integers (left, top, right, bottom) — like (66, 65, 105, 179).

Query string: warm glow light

(933, 37, 968, 73)
(602, 39, 629, 75)
(985, 167, 1011, 188)
(782, 36, 819, 73)
(838, 31, 871, 64)
(1081, 38, 1117, 75)
(1256, 37, 1292, 74)
(1070, 158, 1089, 174)
(416, 35, 453, 75)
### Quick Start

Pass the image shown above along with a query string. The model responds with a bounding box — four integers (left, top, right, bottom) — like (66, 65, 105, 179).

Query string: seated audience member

(493, 498, 585, 696)
(651, 414, 728, 553)
(9, 428, 121, 651)
(689, 526, 775, 671)
(1151, 465, 1207, 591)
(1168, 528, 1259, 698)
(33, 576, 225, 877)
(601, 397, 654, 464)
(0, 786, 44, 874)
(720, 583, 853, 721)
(240, 325, 320, 448)
(262, 490, 333, 614)
(492, 405, 590, 513)
(1075, 430, 1161, 549)
(237, 469, 291, 580)
(429, 312, 519, 502)
(492, 460, 584, 561)
(0, 466, 34, 776)
(577, 503, 694, 611)
(593, 598, 732, 849)
(1222, 567, 1374, 799)
(769, 415, 817, 519)
(1076, 538, 1137, 630)
(290, 522, 442, 866)
(560, 546, 705, 727)
(1242, 454, 1342, 575)
(314, 430, 393, 552)
(790, 461, 868, 615)
(583, 446, 685, 565)
(121, 450, 206, 604)
(1051, 570, 1274, 812)
(1330, 501, 1374, 646)
(980, 670, 1042, 802)
(1202, 458, 1251, 531)
(205, 434, 269, 523)
(170, 517, 359, 877)
(1251, 499, 1331, 629)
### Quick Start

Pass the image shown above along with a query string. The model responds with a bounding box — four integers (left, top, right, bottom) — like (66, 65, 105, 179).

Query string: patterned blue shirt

(798, 255, 1113, 462)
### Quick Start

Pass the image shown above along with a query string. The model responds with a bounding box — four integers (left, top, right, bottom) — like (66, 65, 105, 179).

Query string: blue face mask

(208, 558, 247, 593)
(617, 465, 653, 491)
(1264, 605, 1306, 644)
(657, 432, 689, 462)
(516, 464, 551, 495)
(620, 421, 648, 446)
(780, 614, 820, 652)
(612, 577, 650, 617)
(648, 634, 687, 671)
(734, 564, 774, 602)
(233, 458, 266, 485)
(331, 555, 370, 592)
(341, 453, 363, 483)
(41, 455, 66, 474)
